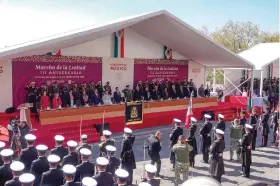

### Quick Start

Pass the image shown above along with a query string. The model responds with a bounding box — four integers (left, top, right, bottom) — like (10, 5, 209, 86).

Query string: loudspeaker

(94, 123, 110, 135)
(202, 110, 215, 120)
(5, 107, 15, 114)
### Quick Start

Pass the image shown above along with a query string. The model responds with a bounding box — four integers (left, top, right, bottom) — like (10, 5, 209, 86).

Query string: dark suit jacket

(133, 90, 142, 101)
(113, 91, 122, 103)
(40, 168, 64, 186)
(0, 163, 13, 186)
(30, 156, 50, 186)
(170, 89, 178, 99)
(61, 181, 81, 186)
(4, 177, 21, 186)
(19, 146, 38, 172)
(92, 93, 101, 105)
(61, 152, 79, 167)
(50, 146, 68, 163)
(74, 161, 95, 182)
(93, 172, 115, 186)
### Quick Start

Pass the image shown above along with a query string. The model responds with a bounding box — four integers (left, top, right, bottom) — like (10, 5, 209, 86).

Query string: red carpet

(0, 101, 246, 148)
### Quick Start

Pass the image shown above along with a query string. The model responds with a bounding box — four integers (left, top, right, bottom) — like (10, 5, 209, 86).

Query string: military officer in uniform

(106, 145, 120, 175)
(147, 131, 162, 177)
(260, 108, 270, 147)
(99, 130, 115, 157)
(51, 135, 68, 165)
(213, 114, 225, 141)
(240, 110, 247, 134)
(40, 155, 64, 186)
(19, 173, 35, 186)
(75, 148, 95, 182)
(5, 161, 24, 186)
(62, 140, 79, 167)
(0, 149, 14, 186)
(120, 128, 136, 185)
(0, 141, 5, 166)
(209, 129, 225, 183)
(62, 164, 80, 186)
(81, 177, 97, 186)
(200, 114, 212, 163)
(93, 157, 115, 186)
(115, 168, 129, 186)
(188, 117, 197, 167)
(169, 118, 183, 170)
(141, 164, 160, 186)
(239, 124, 253, 178)
(19, 134, 38, 172)
(30, 145, 49, 186)
(76, 134, 92, 162)
(124, 128, 135, 146)
(249, 108, 259, 150)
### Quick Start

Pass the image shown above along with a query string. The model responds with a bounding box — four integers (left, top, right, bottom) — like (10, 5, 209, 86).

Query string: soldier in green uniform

(229, 119, 243, 161)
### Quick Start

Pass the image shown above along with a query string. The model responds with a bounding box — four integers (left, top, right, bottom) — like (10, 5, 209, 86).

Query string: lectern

(17, 103, 33, 128)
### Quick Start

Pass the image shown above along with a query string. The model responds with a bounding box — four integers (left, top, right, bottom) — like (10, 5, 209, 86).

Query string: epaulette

(98, 142, 104, 147)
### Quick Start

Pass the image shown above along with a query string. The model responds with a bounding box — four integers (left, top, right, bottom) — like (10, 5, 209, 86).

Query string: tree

(260, 31, 279, 43)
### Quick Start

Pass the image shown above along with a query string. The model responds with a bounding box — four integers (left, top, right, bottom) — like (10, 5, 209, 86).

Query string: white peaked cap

(19, 173, 35, 183)
(47, 154, 60, 163)
(115, 168, 129, 178)
(173, 118, 182, 123)
(124, 127, 132, 134)
(96, 157, 109, 166)
(215, 129, 224, 135)
(25, 134, 36, 141)
(0, 149, 14, 157)
(80, 148, 92, 156)
(81, 134, 88, 139)
(36, 144, 48, 151)
(0, 141, 5, 148)
(139, 182, 152, 186)
(106, 145, 116, 152)
(218, 114, 224, 119)
(82, 177, 97, 186)
(204, 114, 211, 119)
(54, 135, 65, 141)
(10, 161, 24, 171)
(190, 117, 197, 122)
(67, 140, 78, 148)
(245, 124, 253, 129)
(103, 130, 112, 136)
(62, 164, 76, 174)
(145, 164, 157, 173)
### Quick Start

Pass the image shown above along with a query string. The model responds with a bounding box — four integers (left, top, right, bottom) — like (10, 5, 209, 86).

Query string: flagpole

(79, 117, 83, 138)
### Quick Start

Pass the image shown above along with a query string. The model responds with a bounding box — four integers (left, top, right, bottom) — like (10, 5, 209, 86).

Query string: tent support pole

(259, 70, 263, 97)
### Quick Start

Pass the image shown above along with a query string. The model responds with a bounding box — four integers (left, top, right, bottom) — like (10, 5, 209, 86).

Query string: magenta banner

(12, 55, 102, 107)
(134, 59, 188, 84)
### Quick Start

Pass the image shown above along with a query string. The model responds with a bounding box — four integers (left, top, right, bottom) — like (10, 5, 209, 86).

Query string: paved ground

(91, 121, 279, 186)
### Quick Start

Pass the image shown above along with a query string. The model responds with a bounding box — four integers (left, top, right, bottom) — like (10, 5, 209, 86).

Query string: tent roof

(238, 43, 280, 70)
(0, 10, 254, 69)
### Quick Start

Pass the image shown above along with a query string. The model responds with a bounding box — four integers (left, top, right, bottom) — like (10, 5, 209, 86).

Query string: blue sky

(0, 0, 278, 48)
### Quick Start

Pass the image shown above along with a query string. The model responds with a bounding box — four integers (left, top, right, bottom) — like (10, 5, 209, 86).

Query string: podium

(17, 103, 33, 128)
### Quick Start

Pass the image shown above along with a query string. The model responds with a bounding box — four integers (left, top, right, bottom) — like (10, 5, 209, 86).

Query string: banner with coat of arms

(164, 46, 172, 60)
(125, 102, 144, 125)
(114, 29, 124, 58)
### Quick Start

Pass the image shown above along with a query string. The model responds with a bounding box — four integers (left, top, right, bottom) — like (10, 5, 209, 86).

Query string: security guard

(61, 140, 79, 167)
(0, 141, 5, 166)
(260, 107, 270, 147)
(93, 157, 115, 186)
(249, 108, 259, 150)
(99, 130, 115, 157)
(0, 149, 14, 186)
(51, 135, 68, 164)
(19, 134, 38, 172)
(62, 164, 80, 186)
(240, 124, 253, 178)
(147, 131, 162, 177)
(40, 155, 64, 186)
(30, 145, 49, 186)
(75, 148, 95, 182)
(81, 177, 97, 186)
(5, 161, 24, 186)
(169, 118, 183, 170)
(19, 173, 35, 186)
(76, 134, 92, 162)
(209, 129, 225, 183)
(188, 117, 198, 167)
(106, 145, 120, 175)
(141, 164, 160, 186)
(120, 128, 136, 185)
(200, 114, 212, 163)
(115, 168, 129, 186)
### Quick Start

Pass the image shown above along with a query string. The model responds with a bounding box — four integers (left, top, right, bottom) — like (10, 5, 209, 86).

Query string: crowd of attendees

(24, 78, 221, 111)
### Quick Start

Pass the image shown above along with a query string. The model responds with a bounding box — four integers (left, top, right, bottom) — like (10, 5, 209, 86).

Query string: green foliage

(206, 69, 224, 84)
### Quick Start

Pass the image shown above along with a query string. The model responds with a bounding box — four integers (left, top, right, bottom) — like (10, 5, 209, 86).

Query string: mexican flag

(114, 29, 124, 58)
(185, 95, 193, 129)
(46, 49, 61, 56)
(247, 91, 252, 111)
(164, 46, 172, 60)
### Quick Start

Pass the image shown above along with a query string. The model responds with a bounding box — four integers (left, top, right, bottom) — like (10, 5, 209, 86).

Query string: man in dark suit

(169, 119, 183, 170)
(113, 87, 122, 103)
(93, 157, 114, 186)
(76, 134, 92, 163)
(5, 161, 24, 186)
(19, 134, 38, 172)
(50, 135, 68, 166)
(61, 140, 79, 167)
(92, 89, 101, 105)
(74, 148, 95, 182)
(0, 149, 14, 186)
(147, 131, 162, 177)
(200, 114, 213, 163)
(30, 145, 50, 186)
(120, 128, 136, 185)
(62, 164, 80, 186)
(40, 154, 64, 186)
(105, 145, 120, 175)
(151, 86, 161, 100)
